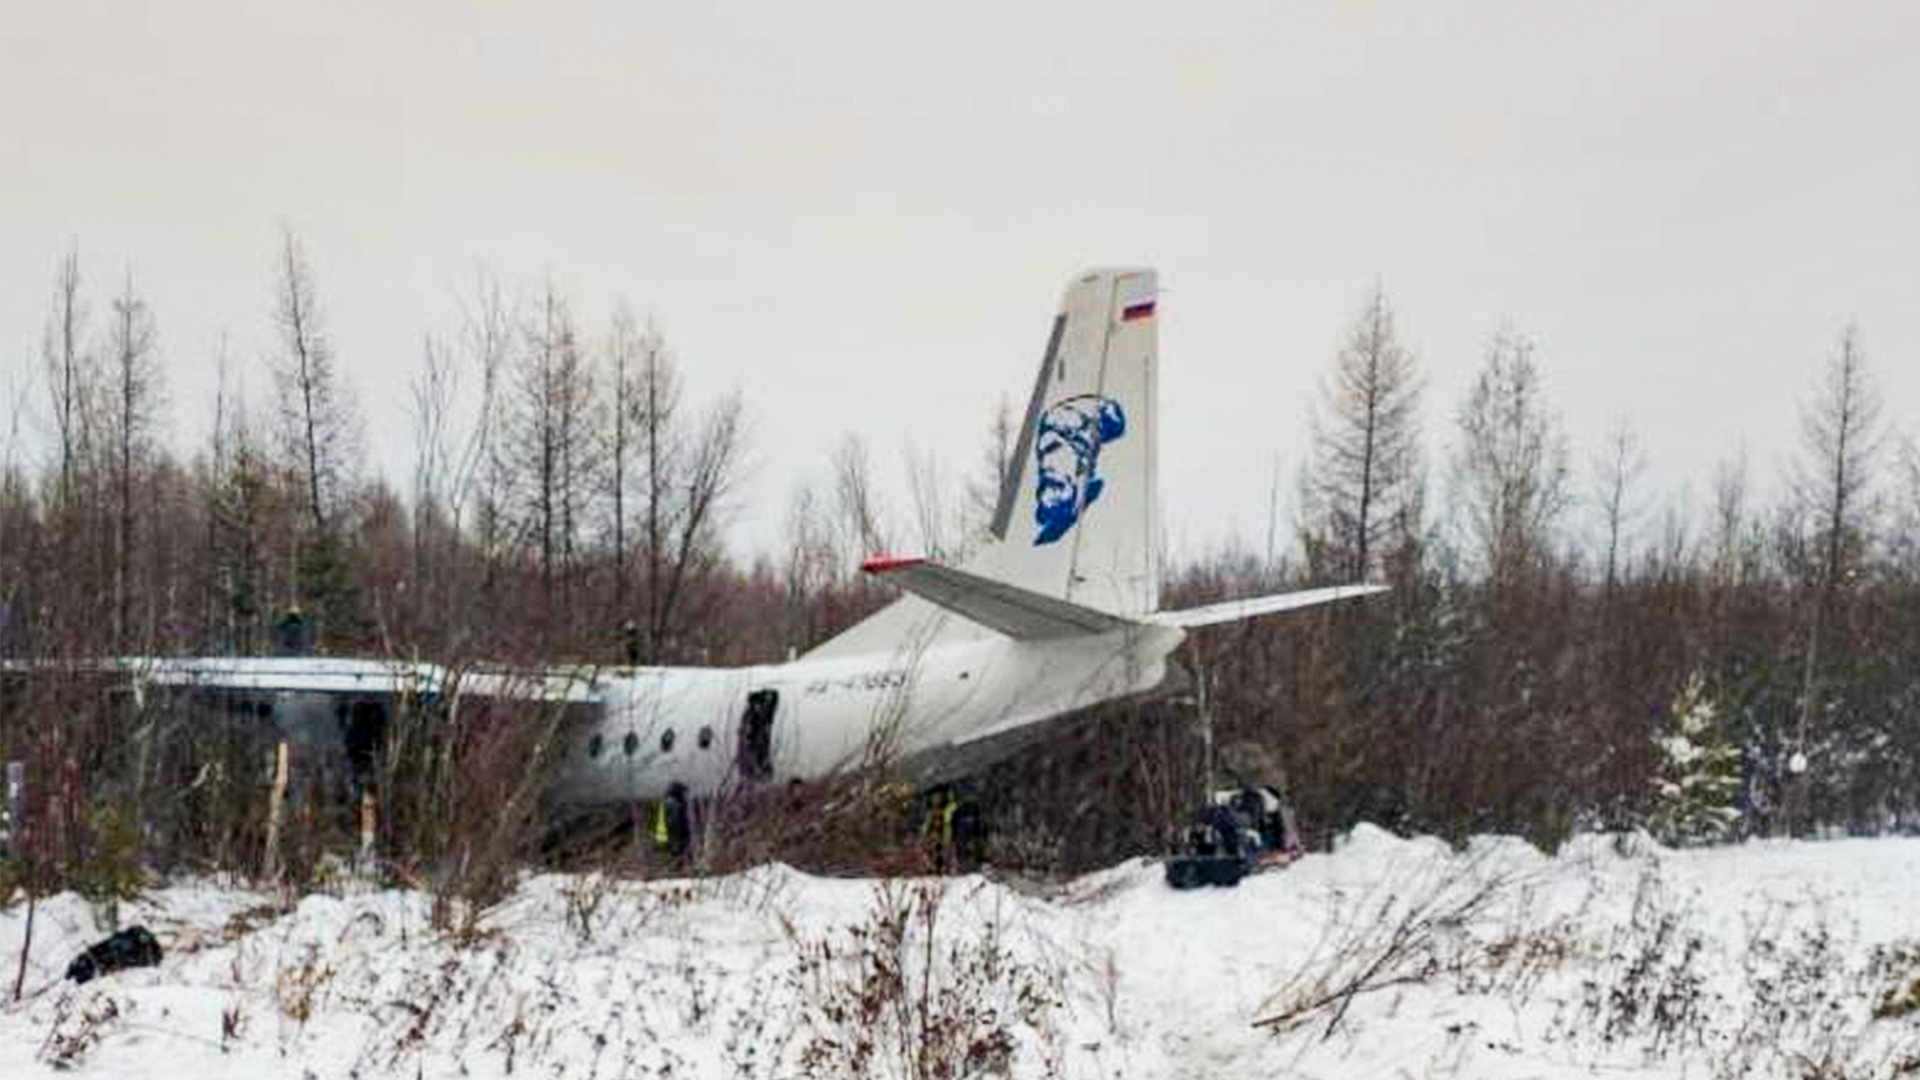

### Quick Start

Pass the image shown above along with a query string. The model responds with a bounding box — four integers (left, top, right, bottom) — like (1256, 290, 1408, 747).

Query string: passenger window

(623, 731, 639, 757)
(588, 733, 604, 759)
(661, 728, 676, 753)
(698, 726, 713, 750)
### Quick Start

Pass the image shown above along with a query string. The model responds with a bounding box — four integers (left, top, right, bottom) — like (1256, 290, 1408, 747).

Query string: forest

(2, 232, 1917, 902)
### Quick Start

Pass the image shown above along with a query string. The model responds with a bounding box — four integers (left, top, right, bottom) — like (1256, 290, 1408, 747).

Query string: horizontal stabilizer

(862, 556, 1137, 640)
(1146, 584, 1387, 628)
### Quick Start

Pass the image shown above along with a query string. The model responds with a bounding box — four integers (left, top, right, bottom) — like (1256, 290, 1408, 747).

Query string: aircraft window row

(586, 725, 720, 759)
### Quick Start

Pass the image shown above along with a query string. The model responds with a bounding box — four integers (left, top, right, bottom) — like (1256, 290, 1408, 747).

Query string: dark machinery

(1164, 783, 1301, 889)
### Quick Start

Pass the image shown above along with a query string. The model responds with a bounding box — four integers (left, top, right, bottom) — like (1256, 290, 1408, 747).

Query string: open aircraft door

(736, 689, 778, 781)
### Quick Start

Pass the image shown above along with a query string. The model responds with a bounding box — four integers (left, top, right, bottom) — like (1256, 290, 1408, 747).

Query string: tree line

(2, 240, 1916, 890)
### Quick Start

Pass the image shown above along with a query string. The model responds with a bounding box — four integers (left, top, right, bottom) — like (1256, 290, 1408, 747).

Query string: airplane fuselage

(555, 621, 1187, 804)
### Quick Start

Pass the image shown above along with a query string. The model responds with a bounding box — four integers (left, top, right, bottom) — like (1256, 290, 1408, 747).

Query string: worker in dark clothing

(949, 795, 985, 871)
(1199, 802, 1244, 857)
(652, 781, 692, 866)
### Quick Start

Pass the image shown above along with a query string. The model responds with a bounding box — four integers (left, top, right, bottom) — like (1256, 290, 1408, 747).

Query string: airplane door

(737, 689, 777, 781)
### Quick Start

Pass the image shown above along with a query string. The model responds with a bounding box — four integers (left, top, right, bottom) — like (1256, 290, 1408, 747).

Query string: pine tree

(1648, 673, 1744, 847)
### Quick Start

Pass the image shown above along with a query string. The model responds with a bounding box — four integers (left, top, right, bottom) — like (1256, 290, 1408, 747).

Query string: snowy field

(3, 829, 1916, 1079)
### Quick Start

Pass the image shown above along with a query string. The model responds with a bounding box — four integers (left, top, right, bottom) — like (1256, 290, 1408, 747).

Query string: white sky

(3, 0, 1916, 564)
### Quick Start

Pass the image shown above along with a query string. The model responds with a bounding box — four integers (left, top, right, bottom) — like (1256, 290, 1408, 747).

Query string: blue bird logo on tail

(1034, 394, 1126, 546)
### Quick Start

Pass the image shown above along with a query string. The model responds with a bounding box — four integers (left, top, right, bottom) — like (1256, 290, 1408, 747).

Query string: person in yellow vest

(652, 781, 691, 866)
(921, 787, 984, 873)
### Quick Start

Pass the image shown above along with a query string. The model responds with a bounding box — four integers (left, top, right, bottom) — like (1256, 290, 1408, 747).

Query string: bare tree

(204, 371, 277, 654)
(902, 442, 952, 560)
(962, 395, 1016, 544)
(40, 246, 91, 512)
(0, 365, 32, 655)
(783, 481, 838, 651)
(1708, 447, 1754, 588)
(647, 392, 744, 660)
(1791, 322, 1884, 602)
(1589, 418, 1646, 594)
(409, 337, 456, 548)
(102, 271, 164, 651)
(1451, 328, 1569, 582)
(833, 434, 889, 560)
(449, 271, 515, 606)
(1299, 284, 1425, 583)
(501, 284, 598, 613)
(1893, 435, 1920, 580)
(1786, 323, 1886, 831)
(600, 305, 678, 625)
(400, 332, 470, 648)
(268, 228, 362, 634)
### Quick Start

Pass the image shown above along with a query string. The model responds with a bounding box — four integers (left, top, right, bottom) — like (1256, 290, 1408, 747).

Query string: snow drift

(3, 830, 1917, 1079)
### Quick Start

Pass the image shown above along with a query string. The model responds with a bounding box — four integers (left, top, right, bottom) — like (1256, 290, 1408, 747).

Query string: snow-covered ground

(3, 829, 1916, 1079)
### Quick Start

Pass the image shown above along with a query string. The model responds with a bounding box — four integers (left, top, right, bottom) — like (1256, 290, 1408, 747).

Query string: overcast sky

(4, 0, 1916, 564)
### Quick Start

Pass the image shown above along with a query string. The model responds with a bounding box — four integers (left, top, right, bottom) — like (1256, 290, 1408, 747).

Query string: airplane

(15, 268, 1383, 810)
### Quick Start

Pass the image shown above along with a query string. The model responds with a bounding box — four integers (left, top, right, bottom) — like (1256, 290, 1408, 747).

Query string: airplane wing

(1145, 584, 1388, 628)
(0, 656, 607, 706)
(861, 556, 1138, 640)
(135, 657, 445, 695)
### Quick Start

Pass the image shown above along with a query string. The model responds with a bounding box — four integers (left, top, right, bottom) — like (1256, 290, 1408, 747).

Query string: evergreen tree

(1648, 673, 1744, 846)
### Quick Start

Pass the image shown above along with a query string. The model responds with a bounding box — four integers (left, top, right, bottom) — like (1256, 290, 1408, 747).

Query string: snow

(3, 832, 1917, 1078)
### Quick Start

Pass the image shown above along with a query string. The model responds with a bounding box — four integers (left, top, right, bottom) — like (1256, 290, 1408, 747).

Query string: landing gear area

(1164, 783, 1301, 890)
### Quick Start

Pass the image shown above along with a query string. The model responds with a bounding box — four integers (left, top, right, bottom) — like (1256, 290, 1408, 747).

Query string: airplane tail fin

(972, 267, 1161, 616)
(805, 269, 1162, 659)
